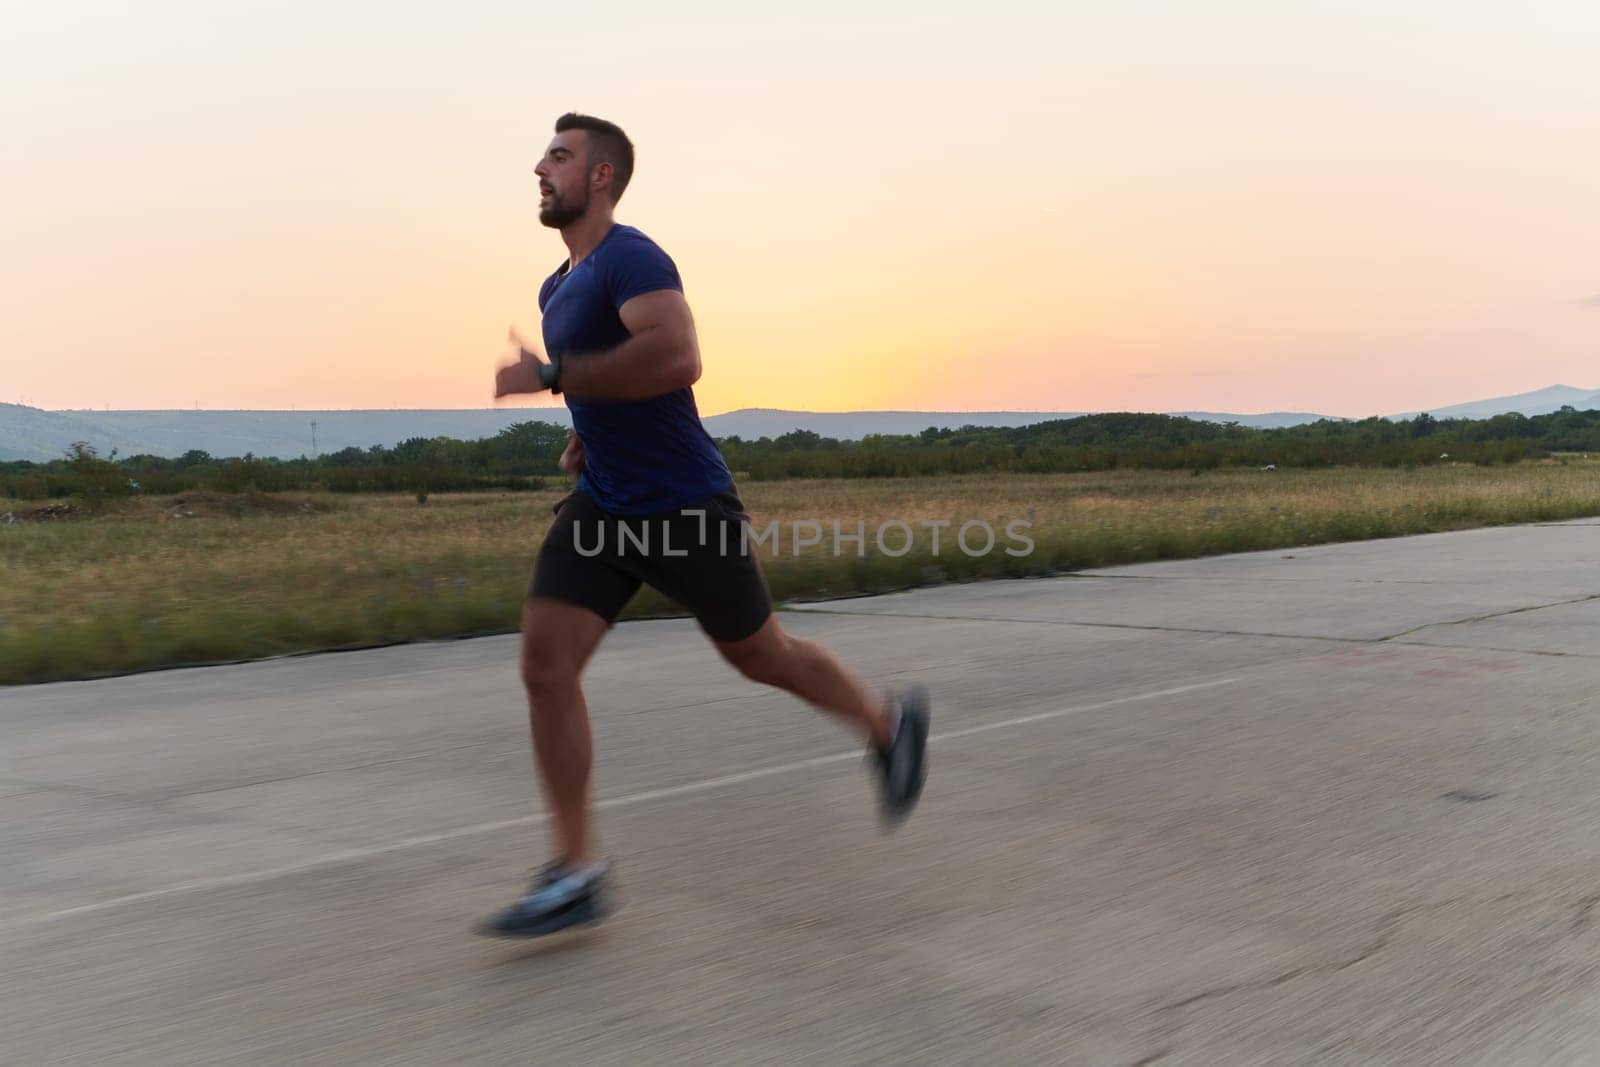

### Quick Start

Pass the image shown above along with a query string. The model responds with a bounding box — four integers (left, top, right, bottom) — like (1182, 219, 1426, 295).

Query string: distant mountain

(708, 408, 1339, 439)
(0, 404, 173, 464)
(1395, 384, 1600, 421)
(3, 386, 1595, 462)
(704, 408, 1086, 440)
(0, 404, 1340, 462)
(1169, 410, 1341, 430)
(0, 404, 573, 463)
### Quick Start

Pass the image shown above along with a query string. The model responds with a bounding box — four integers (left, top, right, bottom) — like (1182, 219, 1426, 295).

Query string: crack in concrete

(1076, 573, 1446, 586)
(1147, 899, 1466, 1027)
(784, 606, 1374, 646)
(785, 605, 1600, 661)
(1143, 888, 1596, 1044)
(1386, 639, 1595, 660)
(1, 776, 147, 804)
(1377, 593, 1600, 642)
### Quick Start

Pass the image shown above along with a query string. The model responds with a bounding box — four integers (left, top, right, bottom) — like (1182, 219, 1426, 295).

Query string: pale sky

(3, 1, 1597, 418)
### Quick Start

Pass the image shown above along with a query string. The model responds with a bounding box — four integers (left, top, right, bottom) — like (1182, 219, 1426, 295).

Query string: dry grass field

(5, 462, 1600, 684)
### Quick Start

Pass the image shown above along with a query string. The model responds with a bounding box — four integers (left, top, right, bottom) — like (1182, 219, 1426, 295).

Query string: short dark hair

(555, 112, 635, 202)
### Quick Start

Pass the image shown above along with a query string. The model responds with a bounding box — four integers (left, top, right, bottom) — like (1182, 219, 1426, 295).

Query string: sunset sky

(4, 2, 1597, 418)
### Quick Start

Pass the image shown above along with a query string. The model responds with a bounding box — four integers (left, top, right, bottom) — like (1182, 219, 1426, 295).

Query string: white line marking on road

(3, 676, 1238, 932)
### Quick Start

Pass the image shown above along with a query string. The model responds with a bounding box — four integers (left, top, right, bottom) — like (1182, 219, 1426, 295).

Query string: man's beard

(539, 187, 589, 228)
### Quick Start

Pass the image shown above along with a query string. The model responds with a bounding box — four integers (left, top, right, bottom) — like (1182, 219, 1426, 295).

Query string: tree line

(5, 408, 1599, 502)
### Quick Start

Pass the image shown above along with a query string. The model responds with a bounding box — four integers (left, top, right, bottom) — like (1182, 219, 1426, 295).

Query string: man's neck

(560, 210, 617, 270)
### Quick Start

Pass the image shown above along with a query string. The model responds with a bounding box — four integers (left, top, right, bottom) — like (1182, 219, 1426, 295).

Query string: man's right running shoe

(872, 685, 930, 825)
(475, 861, 613, 939)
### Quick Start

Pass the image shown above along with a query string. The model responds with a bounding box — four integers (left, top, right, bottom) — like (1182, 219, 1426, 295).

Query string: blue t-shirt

(538, 224, 733, 515)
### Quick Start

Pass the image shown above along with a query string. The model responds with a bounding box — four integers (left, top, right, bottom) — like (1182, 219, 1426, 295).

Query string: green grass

(5, 462, 1600, 685)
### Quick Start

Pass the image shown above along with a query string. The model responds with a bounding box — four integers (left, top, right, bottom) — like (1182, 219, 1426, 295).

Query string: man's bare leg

(519, 596, 610, 867)
(714, 614, 894, 747)
(478, 595, 617, 938)
(713, 613, 929, 822)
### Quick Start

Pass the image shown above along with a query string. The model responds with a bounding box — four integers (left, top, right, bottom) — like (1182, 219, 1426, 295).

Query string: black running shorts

(529, 487, 774, 642)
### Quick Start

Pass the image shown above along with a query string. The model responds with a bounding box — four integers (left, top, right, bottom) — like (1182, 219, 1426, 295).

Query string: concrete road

(6, 520, 1600, 1064)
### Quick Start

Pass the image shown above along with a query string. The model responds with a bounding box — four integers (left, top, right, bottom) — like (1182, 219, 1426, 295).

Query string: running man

(478, 113, 930, 938)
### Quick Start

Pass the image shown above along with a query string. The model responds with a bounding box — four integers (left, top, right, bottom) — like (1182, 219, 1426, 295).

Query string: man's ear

(590, 161, 613, 196)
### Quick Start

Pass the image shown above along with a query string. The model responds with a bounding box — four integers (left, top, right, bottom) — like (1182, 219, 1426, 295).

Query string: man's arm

(494, 290, 702, 402)
(558, 289, 701, 400)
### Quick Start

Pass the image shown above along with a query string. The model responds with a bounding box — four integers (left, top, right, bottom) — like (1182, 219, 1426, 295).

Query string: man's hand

(559, 430, 584, 476)
(494, 327, 560, 397)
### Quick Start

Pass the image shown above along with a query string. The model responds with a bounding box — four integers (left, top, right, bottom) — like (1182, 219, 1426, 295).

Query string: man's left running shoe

(475, 861, 613, 938)
(873, 685, 930, 825)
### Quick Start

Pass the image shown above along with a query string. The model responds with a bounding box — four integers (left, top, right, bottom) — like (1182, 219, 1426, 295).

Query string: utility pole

(311, 420, 318, 459)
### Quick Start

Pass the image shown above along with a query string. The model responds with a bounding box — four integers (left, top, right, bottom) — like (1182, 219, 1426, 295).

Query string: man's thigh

(632, 490, 774, 644)
(529, 491, 643, 630)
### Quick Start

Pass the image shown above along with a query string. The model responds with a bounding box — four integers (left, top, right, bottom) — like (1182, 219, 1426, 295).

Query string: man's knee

(519, 641, 581, 698)
(519, 597, 605, 701)
(720, 630, 799, 689)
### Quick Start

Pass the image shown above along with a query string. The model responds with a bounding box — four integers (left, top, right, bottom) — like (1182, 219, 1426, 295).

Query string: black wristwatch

(540, 354, 562, 394)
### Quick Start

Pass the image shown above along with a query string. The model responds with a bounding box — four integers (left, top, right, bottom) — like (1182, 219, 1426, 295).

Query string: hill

(4, 384, 1595, 462)
(0, 404, 1331, 462)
